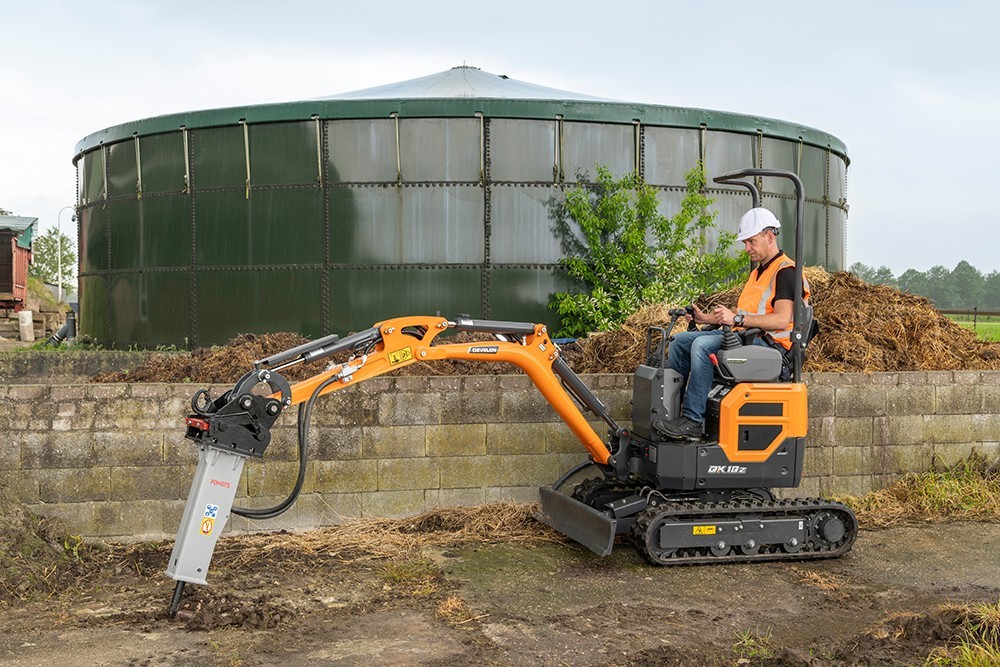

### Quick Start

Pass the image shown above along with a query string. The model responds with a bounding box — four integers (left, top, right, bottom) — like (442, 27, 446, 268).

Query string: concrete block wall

(1, 371, 997, 540)
(802, 371, 1000, 497)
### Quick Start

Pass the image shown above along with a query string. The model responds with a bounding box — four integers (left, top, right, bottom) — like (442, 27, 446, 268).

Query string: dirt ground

(2, 521, 998, 667)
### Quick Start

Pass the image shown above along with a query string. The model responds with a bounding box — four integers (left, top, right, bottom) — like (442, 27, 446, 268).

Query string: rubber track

(571, 477, 643, 504)
(632, 497, 858, 566)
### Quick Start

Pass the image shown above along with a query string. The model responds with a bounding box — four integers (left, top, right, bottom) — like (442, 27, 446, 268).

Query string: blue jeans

(668, 330, 772, 422)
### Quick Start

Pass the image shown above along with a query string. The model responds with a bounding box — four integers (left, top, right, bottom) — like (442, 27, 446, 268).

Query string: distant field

(945, 314, 1000, 341)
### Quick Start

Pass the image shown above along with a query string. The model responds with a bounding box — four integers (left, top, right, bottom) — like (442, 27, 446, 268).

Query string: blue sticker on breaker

(204, 504, 219, 518)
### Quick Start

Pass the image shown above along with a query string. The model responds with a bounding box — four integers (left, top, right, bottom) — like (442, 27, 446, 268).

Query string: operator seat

(717, 303, 817, 383)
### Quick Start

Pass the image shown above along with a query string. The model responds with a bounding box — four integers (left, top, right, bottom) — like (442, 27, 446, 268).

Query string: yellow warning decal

(389, 347, 414, 366)
(692, 525, 716, 536)
(200, 517, 215, 536)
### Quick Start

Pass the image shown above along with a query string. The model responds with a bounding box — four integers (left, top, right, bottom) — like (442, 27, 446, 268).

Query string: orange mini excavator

(165, 169, 857, 616)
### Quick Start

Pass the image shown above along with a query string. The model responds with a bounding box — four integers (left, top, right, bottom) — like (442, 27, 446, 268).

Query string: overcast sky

(3, 0, 998, 275)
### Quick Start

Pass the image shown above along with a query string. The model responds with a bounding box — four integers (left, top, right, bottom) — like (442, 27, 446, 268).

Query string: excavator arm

(166, 315, 620, 615)
(274, 315, 613, 463)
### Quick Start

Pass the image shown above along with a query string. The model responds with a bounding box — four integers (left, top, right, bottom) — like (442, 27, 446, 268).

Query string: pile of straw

(91, 333, 329, 383)
(214, 502, 560, 566)
(577, 268, 1000, 374)
(806, 271, 1000, 372)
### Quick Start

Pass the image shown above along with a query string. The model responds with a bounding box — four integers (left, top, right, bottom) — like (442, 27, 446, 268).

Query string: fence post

(974, 306, 978, 328)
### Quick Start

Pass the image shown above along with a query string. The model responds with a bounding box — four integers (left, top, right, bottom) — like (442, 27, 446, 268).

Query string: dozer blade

(538, 485, 617, 556)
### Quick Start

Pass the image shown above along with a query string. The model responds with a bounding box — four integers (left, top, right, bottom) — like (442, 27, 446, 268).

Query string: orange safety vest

(735, 252, 810, 350)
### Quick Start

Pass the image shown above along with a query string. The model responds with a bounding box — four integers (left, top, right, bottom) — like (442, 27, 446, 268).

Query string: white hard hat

(736, 207, 781, 242)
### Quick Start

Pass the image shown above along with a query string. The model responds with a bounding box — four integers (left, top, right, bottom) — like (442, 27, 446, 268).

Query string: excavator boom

(270, 315, 614, 465)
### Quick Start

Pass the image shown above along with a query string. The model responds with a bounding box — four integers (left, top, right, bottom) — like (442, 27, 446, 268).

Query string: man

(655, 207, 810, 440)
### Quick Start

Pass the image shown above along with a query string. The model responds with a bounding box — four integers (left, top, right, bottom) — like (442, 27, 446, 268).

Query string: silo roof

(320, 66, 613, 101)
(75, 66, 848, 162)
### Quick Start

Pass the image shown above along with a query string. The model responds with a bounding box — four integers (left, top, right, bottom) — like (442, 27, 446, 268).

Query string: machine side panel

(718, 383, 808, 463)
(631, 365, 683, 442)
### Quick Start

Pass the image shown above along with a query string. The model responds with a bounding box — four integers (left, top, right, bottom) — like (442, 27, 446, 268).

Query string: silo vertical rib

(186, 127, 198, 348)
(320, 118, 331, 333)
(101, 144, 109, 207)
(476, 112, 485, 185)
(482, 115, 492, 317)
(633, 120, 641, 178)
(240, 120, 251, 199)
(102, 144, 111, 345)
(824, 147, 832, 267)
(698, 124, 707, 166)
(391, 112, 402, 186)
(313, 115, 323, 187)
(182, 127, 191, 194)
(133, 134, 143, 200)
(556, 115, 565, 183)
(754, 130, 764, 194)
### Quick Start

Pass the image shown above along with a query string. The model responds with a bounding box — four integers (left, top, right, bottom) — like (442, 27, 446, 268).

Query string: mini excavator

(165, 169, 857, 616)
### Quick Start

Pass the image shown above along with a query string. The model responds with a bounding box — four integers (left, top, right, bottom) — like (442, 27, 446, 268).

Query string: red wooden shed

(0, 216, 37, 311)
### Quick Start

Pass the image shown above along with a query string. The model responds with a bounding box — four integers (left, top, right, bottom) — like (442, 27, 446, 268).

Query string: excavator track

(571, 477, 645, 506)
(632, 497, 857, 566)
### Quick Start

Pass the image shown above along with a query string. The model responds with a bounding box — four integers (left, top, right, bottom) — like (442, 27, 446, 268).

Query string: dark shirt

(754, 252, 801, 307)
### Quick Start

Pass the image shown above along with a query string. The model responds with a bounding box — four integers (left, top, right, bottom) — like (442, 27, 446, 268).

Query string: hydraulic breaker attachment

(166, 369, 292, 617)
(166, 446, 247, 613)
(538, 485, 617, 556)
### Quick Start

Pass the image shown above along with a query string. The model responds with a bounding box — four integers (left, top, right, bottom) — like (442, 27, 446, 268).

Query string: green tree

(0, 207, 11, 216)
(923, 265, 954, 307)
(849, 262, 895, 287)
(984, 272, 1000, 310)
(870, 265, 897, 287)
(849, 262, 875, 283)
(550, 164, 745, 337)
(949, 260, 984, 309)
(897, 268, 929, 296)
(29, 226, 76, 295)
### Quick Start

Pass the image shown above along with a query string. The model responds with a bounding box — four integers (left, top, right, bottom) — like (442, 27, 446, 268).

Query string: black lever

(685, 305, 698, 331)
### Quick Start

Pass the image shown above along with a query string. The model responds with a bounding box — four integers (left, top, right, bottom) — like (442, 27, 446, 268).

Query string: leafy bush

(550, 164, 745, 337)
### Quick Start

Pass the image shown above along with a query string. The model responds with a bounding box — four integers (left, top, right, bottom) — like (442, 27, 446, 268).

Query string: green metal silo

(73, 66, 849, 347)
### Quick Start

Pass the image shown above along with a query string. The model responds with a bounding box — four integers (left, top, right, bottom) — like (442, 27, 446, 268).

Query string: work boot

(654, 416, 704, 441)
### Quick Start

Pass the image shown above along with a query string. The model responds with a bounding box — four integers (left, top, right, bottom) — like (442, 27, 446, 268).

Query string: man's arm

(714, 301, 792, 331)
(714, 266, 798, 331)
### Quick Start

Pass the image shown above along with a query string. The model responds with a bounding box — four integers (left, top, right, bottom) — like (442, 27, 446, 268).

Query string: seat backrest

(778, 303, 819, 372)
(801, 303, 819, 349)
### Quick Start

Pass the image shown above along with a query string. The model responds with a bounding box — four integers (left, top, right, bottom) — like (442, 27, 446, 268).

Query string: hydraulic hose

(552, 459, 596, 491)
(231, 373, 337, 520)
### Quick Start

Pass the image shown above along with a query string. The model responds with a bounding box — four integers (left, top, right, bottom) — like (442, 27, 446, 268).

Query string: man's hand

(712, 305, 737, 326)
(690, 304, 713, 325)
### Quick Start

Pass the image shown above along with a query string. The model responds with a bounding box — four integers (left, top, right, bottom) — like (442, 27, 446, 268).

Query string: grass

(732, 627, 774, 661)
(944, 314, 1000, 341)
(838, 456, 1000, 527)
(924, 601, 1000, 666)
(377, 558, 445, 597)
